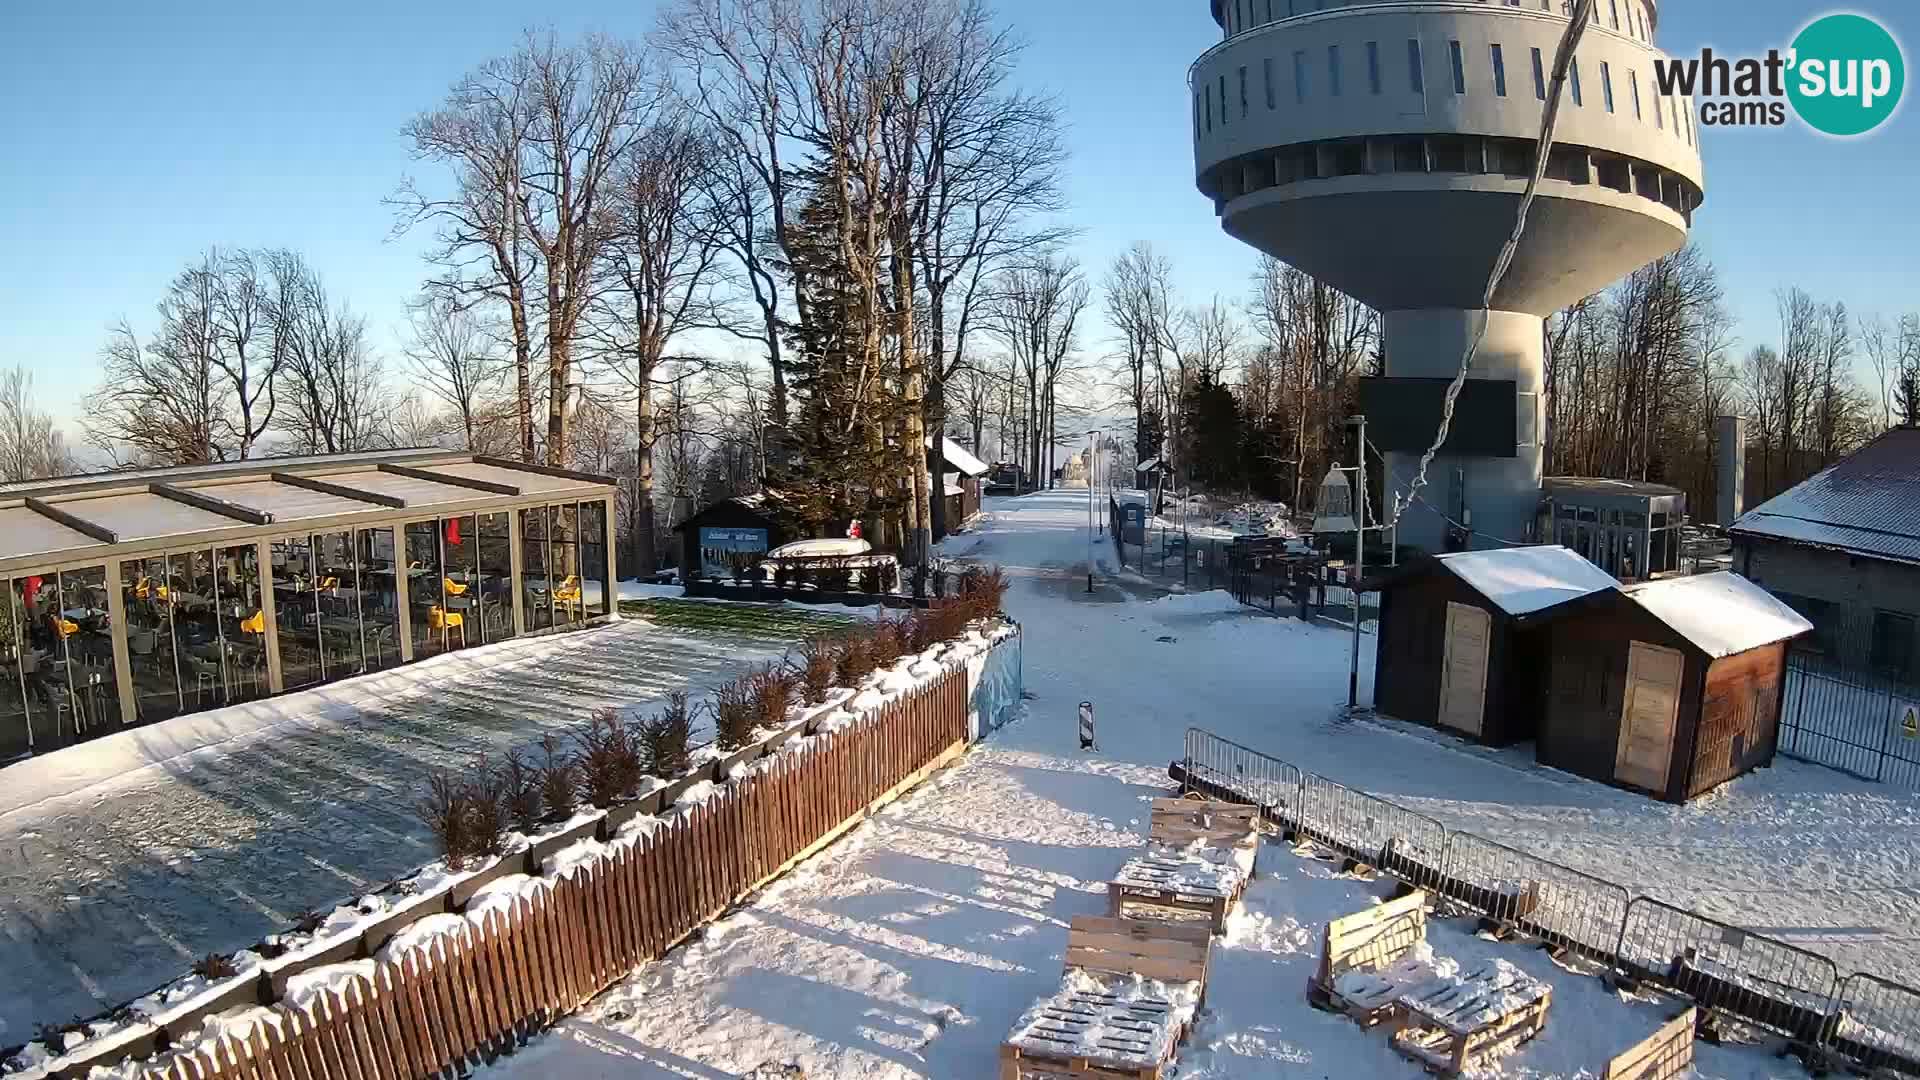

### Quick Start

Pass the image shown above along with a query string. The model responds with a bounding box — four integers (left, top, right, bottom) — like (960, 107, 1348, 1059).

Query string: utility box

(1116, 499, 1148, 545)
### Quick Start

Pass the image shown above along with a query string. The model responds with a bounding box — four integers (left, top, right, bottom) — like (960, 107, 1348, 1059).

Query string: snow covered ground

(0, 602, 847, 1046)
(479, 491, 1918, 1078)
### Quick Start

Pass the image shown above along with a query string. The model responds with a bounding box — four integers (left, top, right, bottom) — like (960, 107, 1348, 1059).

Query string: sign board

(697, 526, 769, 579)
(1903, 704, 1918, 740)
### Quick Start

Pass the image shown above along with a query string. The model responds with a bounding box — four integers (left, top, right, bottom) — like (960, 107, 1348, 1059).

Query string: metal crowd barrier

(1175, 726, 1920, 1074)
(1829, 972, 1920, 1075)
(1436, 831, 1631, 965)
(1616, 897, 1841, 1045)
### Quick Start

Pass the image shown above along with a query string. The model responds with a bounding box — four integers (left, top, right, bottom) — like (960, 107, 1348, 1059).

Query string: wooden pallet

(1389, 967, 1552, 1076)
(1001, 917, 1213, 1080)
(1307, 890, 1429, 1025)
(1604, 1008, 1697, 1080)
(1106, 872, 1239, 933)
(1151, 797, 1260, 870)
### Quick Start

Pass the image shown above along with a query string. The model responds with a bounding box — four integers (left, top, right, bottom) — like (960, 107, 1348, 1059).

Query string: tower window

(1449, 40, 1465, 94)
(1294, 49, 1308, 104)
(1609, 0, 1619, 29)
(1264, 56, 1276, 109)
(1220, 74, 1228, 124)
(1205, 83, 1213, 131)
(1630, 68, 1642, 117)
(1654, 85, 1664, 127)
(1491, 44, 1507, 97)
(1531, 48, 1546, 100)
(1407, 39, 1424, 94)
(1236, 0, 1245, 33)
(1367, 41, 1382, 95)
(1600, 60, 1614, 112)
(1194, 94, 1202, 138)
(1239, 65, 1249, 118)
(1328, 44, 1342, 96)
(1570, 56, 1583, 106)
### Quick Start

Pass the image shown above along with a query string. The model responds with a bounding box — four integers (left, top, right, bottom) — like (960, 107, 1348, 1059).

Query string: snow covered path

(0, 602, 848, 1045)
(482, 491, 1919, 1079)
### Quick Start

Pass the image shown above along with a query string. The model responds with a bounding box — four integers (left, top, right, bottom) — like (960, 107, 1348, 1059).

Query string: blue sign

(698, 526, 769, 578)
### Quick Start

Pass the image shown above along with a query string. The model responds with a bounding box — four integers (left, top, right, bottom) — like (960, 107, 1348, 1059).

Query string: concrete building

(1190, 0, 1704, 551)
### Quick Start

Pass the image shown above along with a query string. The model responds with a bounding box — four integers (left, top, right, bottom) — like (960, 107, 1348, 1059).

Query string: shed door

(1439, 602, 1492, 736)
(1616, 641, 1684, 792)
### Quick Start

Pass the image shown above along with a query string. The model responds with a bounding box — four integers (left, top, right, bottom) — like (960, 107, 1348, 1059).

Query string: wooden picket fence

(128, 668, 970, 1079)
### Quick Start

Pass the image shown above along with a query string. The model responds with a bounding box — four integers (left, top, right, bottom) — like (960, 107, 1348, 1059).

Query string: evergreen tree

(1177, 368, 1245, 493)
(768, 175, 907, 535)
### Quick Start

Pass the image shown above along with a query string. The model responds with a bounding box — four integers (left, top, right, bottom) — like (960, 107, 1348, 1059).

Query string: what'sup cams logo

(1654, 12, 1905, 136)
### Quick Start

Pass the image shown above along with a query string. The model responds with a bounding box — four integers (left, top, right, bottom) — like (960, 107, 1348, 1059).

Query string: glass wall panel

(580, 501, 609, 618)
(174, 548, 230, 710)
(1, 577, 35, 760)
(11, 575, 63, 749)
(58, 565, 120, 737)
(217, 545, 267, 704)
(275, 536, 324, 690)
(552, 504, 581, 627)
(123, 556, 183, 723)
(521, 508, 554, 631)
(477, 512, 513, 642)
(357, 527, 401, 672)
(405, 521, 447, 658)
(314, 530, 365, 680)
(440, 516, 477, 652)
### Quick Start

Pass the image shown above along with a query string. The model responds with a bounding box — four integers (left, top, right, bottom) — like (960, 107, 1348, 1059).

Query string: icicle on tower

(1190, 0, 1704, 551)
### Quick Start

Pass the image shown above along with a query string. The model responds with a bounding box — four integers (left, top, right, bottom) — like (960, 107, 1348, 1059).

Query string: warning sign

(1904, 705, 1919, 740)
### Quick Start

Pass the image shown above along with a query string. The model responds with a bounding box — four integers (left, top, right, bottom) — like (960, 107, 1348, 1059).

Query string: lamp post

(1087, 430, 1101, 594)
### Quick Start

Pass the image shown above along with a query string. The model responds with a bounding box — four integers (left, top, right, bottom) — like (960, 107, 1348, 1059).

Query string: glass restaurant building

(0, 450, 619, 763)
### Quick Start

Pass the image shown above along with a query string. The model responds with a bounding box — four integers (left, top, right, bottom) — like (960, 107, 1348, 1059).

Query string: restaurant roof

(1730, 425, 1920, 566)
(0, 452, 617, 574)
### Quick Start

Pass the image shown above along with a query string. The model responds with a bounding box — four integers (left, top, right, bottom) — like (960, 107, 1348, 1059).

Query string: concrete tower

(1190, 0, 1704, 551)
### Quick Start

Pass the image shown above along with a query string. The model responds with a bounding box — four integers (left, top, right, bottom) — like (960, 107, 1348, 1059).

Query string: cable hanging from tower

(1383, 0, 1599, 530)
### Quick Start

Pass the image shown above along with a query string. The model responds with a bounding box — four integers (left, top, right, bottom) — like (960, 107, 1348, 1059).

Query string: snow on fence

(54, 653, 986, 1080)
(1174, 725, 1920, 1073)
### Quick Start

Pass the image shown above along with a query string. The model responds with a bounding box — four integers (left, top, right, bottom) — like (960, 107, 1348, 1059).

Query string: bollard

(1078, 701, 1096, 751)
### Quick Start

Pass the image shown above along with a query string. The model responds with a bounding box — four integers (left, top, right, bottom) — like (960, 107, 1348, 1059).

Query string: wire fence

(1106, 497, 1377, 622)
(1177, 726, 1920, 1072)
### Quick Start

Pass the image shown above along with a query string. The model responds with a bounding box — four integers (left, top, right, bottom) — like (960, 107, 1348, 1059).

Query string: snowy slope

(475, 492, 1909, 1078)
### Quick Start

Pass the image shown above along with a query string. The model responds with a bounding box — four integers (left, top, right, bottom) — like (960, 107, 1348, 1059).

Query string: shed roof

(1730, 426, 1920, 565)
(1434, 545, 1619, 616)
(940, 437, 990, 477)
(1623, 572, 1813, 658)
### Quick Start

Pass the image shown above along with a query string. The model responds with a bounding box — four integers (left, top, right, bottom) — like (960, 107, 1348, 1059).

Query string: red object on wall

(445, 518, 462, 546)
(846, 520, 863, 540)
(22, 575, 43, 615)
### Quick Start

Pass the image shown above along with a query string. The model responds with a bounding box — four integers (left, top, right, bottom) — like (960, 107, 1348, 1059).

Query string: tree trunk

(634, 366, 657, 578)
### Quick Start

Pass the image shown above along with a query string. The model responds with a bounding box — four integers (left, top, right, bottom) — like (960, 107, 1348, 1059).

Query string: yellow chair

(318, 576, 339, 591)
(428, 605, 467, 647)
(134, 577, 152, 600)
(240, 610, 265, 635)
(442, 576, 469, 597)
(55, 618, 78, 638)
(552, 574, 582, 618)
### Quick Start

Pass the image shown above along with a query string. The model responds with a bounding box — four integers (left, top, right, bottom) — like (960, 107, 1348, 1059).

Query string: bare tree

(590, 117, 725, 577)
(85, 265, 226, 465)
(205, 248, 282, 459)
(272, 252, 389, 454)
(0, 367, 73, 482)
(1105, 243, 1174, 466)
(989, 252, 1087, 488)
(406, 293, 504, 450)
(397, 32, 650, 465)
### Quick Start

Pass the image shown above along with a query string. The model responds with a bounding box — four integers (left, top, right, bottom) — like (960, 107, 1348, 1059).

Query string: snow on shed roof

(942, 437, 989, 477)
(1624, 572, 1813, 658)
(1435, 545, 1618, 616)
(1731, 426, 1920, 565)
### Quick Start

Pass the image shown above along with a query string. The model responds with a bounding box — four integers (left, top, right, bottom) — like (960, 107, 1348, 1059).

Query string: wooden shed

(1538, 571, 1813, 802)
(930, 437, 988, 540)
(1370, 546, 1618, 746)
(671, 494, 786, 581)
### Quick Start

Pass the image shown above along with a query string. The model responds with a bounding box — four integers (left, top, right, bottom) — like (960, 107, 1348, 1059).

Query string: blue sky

(1, 0, 1915, 435)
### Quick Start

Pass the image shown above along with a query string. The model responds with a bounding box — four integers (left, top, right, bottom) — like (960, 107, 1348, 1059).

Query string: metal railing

(1779, 642, 1920, 788)
(1176, 725, 1920, 1070)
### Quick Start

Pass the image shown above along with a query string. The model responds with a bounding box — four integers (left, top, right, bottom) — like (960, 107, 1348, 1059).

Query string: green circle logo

(1787, 13, 1905, 136)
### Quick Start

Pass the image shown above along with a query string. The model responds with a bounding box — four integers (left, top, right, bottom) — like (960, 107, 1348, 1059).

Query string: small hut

(671, 494, 786, 581)
(1538, 571, 1812, 802)
(930, 437, 989, 539)
(1369, 546, 1618, 746)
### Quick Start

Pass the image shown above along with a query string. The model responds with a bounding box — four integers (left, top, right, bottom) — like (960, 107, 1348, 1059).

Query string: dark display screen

(1358, 377, 1517, 458)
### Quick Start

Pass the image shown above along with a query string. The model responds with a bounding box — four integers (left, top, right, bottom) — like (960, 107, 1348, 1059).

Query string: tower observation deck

(1191, 0, 1704, 551)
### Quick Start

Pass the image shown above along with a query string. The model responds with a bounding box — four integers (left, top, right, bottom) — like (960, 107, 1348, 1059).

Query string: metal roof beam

(270, 471, 408, 509)
(151, 483, 273, 526)
(472, 455, 616, 486)
(24, 498, 119, 544)
(377, 462, 521, 496)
